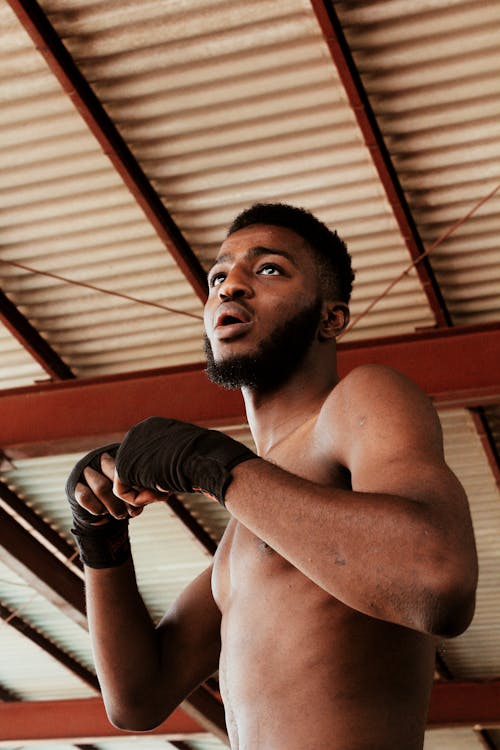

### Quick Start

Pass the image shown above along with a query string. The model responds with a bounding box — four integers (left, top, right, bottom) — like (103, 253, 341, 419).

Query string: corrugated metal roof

(44, 0, 434, 345)
(0, 0, 205, 380)
(437, 408, 500, 679)
(424, 727, 484, 750)
(0, 1, 499, 748)
(0, 558, 95, 683)
(0, 325, 48, 389)
(336, 0, 500, 327)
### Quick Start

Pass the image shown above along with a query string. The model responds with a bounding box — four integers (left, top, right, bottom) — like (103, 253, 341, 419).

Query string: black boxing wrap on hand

(65, 444, 131, 569)
(115, 416, 256, 506)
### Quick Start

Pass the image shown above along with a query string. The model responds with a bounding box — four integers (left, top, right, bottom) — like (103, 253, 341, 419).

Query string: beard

(204, 298, 322, 393)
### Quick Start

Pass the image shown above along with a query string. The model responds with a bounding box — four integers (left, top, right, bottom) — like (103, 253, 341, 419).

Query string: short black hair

(227, 202, 354, 303)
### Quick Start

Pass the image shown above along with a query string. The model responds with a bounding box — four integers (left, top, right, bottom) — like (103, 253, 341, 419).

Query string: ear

(318, 302, 349, 341)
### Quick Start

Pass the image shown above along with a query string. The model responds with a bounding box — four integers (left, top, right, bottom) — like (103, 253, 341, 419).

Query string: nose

(217, 267, 253, 301)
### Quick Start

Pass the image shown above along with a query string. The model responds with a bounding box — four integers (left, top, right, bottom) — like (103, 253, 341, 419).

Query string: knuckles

(75, 483, 103, 514)
(84, 469, 113, 497)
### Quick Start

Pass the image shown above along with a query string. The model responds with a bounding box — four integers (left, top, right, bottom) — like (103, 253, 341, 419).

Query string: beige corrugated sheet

(0, 325, 48, 389)
(0, 0, 436, 389)
(336, 0, 500, 327)
(0, 0, 205, 383)
(424, 727, 485, 750)
(437, 408, 500, 679)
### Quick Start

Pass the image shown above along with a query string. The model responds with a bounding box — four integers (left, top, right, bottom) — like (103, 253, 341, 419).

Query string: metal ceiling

(0, 0, 499, 748)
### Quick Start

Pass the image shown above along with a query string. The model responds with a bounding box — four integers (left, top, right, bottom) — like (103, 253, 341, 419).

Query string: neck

(242, 346, 339, 456)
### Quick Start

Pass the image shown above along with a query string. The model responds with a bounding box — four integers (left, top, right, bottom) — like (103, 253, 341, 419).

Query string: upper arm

(337, 365, 460, 503)
(332, 366, 477, 576)
(333, 366, 477, 621)
(155, 564, 221, 710)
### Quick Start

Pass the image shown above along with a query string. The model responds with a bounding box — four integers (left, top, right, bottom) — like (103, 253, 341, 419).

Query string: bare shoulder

(320, 364, 444, 466)
(332, 363, 431, 401)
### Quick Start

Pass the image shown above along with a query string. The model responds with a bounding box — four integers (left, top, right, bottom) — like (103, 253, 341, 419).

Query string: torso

(212, 403, 436, 750)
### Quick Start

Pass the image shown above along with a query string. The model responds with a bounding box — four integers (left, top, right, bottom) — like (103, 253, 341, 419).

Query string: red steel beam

(309, 0, 452, 327)
(428, 680, 500, 728)
(1, 324, 498, 458)
(1, 681, 499, 743)
(0, 288, 74, 380)
(0, 361, 245, 458)
(0, 697, 204, 744)
(6, 0, 208, 301)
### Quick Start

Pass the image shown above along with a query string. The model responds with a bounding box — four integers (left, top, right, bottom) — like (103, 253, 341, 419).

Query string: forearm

(225, 459, 476, 636)
(85, 558, 168, 729)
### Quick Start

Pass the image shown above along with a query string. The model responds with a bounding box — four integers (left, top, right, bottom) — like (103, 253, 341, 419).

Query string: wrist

(72, 517, 131, 569)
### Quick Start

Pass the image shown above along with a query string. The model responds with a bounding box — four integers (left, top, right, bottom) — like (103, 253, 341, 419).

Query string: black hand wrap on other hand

(115, 417, 256, 506)
(65, 444, 131, 569)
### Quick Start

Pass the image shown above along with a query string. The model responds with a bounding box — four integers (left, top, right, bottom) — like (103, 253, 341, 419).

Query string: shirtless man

(67, 203, 478, 750)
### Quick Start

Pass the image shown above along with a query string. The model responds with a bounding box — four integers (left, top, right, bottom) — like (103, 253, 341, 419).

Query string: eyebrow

(209, 245, 299, 272)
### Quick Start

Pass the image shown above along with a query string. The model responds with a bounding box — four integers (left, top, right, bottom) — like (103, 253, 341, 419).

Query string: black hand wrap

(65, 444, 131, 569)
(115, 416, 256, 506)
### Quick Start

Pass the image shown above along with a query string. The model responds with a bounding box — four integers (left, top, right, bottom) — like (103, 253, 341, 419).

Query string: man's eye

(209, 272, 226, 287)
(258, 264, 280, 276)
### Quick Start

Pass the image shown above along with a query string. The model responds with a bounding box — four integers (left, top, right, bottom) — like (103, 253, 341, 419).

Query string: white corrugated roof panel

(0, 616, 95, 700)
(41, 0, 435, 343)
(0, 324, 48, 389)
(0, 558, 94, 673)
(438, 408, 500, 679)
(0, 0, 205, 382)
(336, 0, 500, 327)
(424, 727, 484, 750)
(92, 739, 219, 750)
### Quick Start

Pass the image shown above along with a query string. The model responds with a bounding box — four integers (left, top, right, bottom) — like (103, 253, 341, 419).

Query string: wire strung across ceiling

(0, 260, 205, 322)
(339, 182, 500, 339)
(0, 182, 498, 335)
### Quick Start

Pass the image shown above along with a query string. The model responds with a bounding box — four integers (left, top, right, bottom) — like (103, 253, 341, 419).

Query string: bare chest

(212, 428, 350, 608)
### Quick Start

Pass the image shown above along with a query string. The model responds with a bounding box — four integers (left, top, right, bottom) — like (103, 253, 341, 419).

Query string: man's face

(203, 224, 322, 391)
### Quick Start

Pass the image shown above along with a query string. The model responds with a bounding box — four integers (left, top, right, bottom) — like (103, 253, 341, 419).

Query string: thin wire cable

(340, 182, 500, 339)
(1, 183, 499, 333)
(2, 590, 40, 625)
(0, 258, 205, 322)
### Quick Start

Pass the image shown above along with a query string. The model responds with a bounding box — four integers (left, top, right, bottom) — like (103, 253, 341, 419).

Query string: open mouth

(214, 305, 253, 339)
(218, 313, 245, 326)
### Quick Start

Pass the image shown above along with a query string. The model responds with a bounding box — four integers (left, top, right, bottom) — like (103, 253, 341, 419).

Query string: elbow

(109, 713, 163, 733)
(104, 696, 169, 733)
(422, 565, 478, 639)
